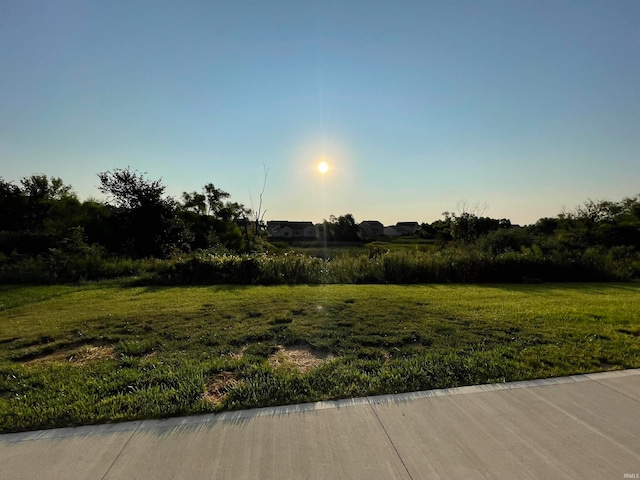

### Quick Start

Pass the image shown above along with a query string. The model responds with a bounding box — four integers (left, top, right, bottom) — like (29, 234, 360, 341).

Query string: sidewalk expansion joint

(100, 421, 141, 480)
(593, 378, 640, 406)
(367, 399, 415, 480)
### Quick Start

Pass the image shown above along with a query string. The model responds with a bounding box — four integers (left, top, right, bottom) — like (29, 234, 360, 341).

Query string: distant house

(358, 220, 384, 238)
(267, 221, 319, 239)
(383, 226, 400, 237)
(394, 222, 419, 236)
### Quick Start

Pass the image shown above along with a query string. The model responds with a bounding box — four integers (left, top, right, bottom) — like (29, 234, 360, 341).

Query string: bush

(1, 244, 636, 285)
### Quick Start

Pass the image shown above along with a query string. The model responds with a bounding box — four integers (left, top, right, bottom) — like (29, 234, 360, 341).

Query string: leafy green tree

(21, 175, 72, 201)
(479, 227, 533, 255)
(0, 178, 25, 231)
(0, 175, 81, 253)
(529, 217, 559, 236)
(98, 168, 166, 211)
(98, 168, 188, 258)
(424, 218, 453, 242)
(218, 201, 251, 222)
(181, 191, 207, 215)
(180, 183, 250, 250)
(183, 184, 251, 222)
(19, 175, 77, 234)
(336, 213, 359, 241)
(203, 183, 230, 217)
(320, 214, 359, 241)
(77, 200, 117, 250)
(555, 196, 640, 250)
(442, 212, 503, 243)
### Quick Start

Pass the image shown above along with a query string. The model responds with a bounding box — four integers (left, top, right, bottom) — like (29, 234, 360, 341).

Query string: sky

(1, 0, 639, 226)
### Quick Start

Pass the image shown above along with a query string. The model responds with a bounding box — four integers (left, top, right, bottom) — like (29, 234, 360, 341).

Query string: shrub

(1, 244, 636, 285)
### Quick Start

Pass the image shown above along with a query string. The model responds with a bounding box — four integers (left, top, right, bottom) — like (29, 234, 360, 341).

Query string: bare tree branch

(251, 163, 269, 233)
(456, 200, 489, 217)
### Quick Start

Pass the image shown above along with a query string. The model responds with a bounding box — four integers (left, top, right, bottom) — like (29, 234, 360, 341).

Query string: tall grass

(1, 246, 635, 285)
(151, 248, 633, 285)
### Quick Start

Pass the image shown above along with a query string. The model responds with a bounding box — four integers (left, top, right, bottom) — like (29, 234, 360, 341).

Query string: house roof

(268, 221, 315, 228)
(267, 221, 319, 236)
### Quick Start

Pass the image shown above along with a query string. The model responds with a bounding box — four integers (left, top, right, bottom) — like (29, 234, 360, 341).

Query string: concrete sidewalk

(1, 369, 639, 480)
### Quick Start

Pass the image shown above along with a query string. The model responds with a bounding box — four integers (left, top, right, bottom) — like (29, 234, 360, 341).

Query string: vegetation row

(1, 169, 639, 284)
(3, 247, 634, 285)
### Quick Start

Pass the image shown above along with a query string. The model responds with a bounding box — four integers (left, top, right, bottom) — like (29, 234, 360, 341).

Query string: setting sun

(317, 161, 329, 174)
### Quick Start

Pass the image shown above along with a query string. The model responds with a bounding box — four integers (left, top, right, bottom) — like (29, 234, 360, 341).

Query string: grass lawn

(1, 282, 639, 433)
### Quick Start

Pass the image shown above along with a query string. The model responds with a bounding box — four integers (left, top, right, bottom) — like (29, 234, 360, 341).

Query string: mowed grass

(1, 283, 639, 433)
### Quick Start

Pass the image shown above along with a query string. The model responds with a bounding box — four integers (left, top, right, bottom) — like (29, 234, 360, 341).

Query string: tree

(98, 168, 166, 210)
(77, 200, 115, 249)
(21, 175, 77, 232)
(417, 218, 452, 242)
(21, 175, 73, 201)
(98, 168, 187, 258)
(183, 184, 251, 222)
(0, 178, 25, 231)
(335, 213, 359, 241)
(250, 164, 269, 235)
(441, 210, 504, 244)
(320, 214, 359, 241)
(0, 175, 82, 254)
(179, 183, 251, 250)
(18, 175, 78, 233)
(181, 191, 207, 215)
(218, 201, 250, 222)
(203, 184, 230, 217)
(556, 196, 640, 250)
(530, 217, 559, 236)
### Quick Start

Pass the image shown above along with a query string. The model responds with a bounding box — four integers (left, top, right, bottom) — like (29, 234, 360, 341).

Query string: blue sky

(2, 0, 639, 225)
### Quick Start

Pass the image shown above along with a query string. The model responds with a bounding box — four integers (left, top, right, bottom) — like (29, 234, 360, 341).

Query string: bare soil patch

(220, 345, 246, 361)
(268, 345, 334, 373)
(26, 345, 116, 365)
(203, 372, 239, 403)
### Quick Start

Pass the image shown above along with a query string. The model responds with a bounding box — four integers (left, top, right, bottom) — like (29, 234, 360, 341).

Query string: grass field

(1, 282, 639, 433)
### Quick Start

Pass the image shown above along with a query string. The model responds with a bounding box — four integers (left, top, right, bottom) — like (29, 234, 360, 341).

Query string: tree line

(416, 197, 640, 260)
(1, 168, 638, 282)
(0, 168, 256, 260)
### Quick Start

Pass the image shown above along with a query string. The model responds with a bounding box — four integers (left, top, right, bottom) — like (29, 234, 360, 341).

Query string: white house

(267, 221, 319, 239)
(358, 220, 384, 238)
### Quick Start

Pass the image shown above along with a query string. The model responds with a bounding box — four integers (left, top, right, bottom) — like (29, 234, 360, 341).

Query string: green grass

(1, 283, 639, 433)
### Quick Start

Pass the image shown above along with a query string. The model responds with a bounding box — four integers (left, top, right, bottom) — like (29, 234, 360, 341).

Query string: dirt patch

(26, 345, 116, 365)
(203, 372, 239, 403)
(268, 345, 334, 373)
(221, 345, 247, 361)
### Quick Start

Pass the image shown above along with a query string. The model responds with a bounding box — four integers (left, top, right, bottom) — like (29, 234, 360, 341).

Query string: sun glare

(317, 161, 329, 174)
